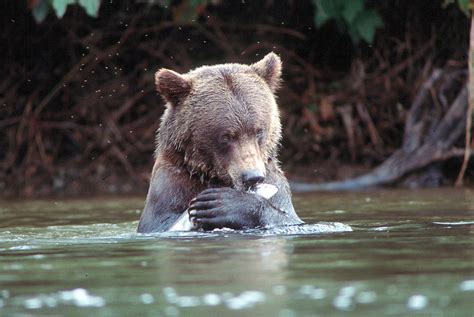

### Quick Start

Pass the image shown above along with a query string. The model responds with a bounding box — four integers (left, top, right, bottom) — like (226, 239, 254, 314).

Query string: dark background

(0, 0, 471, 197)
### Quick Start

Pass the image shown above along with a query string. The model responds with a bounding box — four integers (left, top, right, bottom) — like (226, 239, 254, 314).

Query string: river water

(1, 188, 473, 316)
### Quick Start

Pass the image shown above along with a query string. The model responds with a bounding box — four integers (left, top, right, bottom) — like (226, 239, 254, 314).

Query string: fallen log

(291, 68, 469, 192)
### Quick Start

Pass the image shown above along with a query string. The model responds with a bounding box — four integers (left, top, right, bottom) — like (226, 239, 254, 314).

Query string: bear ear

(250, 52, 282, 92)
(155, 69, 192, 106)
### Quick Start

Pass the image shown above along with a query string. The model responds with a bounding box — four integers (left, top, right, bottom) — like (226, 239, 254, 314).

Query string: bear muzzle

(229, 157, 266, 190)
(226, 138, 266, 189)
(241, 169, 265, 188)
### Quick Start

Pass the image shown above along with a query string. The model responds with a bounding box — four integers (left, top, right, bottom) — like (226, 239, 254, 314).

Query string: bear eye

(256, 129, 264, 139)
(220, 132, 234, 144)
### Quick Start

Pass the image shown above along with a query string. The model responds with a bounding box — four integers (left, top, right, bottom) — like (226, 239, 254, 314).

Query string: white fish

(168, 209, 195, 232)
(168, 184, 278, 232)
(248, 183, 278, 200)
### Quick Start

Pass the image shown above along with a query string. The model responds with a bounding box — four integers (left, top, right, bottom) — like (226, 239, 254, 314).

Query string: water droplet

(460, 279, 474, 291)
(140, 293, 154, 304)
(355, 291, 377, 304)
(407, 294, 428, 310)
(163, 287, 176, 298)
(339, 286, 356, 297)
(24, 298, 42, 309)
(202, 293, 221, 306)
(333, 295, 352, 311)
(2, 290, 10, 298)
(177, 295, 200, 307)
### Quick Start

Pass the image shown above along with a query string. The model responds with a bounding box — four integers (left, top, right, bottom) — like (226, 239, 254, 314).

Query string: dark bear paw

(188, 187, 264, 230)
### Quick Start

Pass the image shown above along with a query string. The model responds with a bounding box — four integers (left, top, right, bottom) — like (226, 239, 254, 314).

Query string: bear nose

(241, 170, 265, 187)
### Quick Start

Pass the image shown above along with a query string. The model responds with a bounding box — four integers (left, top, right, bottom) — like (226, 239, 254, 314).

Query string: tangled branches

(0, 2, 470, 197)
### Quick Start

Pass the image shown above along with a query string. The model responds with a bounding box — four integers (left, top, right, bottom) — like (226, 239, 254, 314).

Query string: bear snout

(241, 169, 265, 188)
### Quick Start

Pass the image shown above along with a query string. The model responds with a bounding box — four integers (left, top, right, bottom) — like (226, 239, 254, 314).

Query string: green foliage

(353, 9, 383, 43)
(32, 0, 50, 22)
(31, 0, 101, 23)
(313, 0, 383, 44)
(52, 0, 75, 18)
(443, 0, 471, 16)
(78, 0, 101, 17)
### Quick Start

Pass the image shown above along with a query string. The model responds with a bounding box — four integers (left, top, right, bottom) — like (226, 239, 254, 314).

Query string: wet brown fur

(154, 53, 283, 187)
(137, 53, 301, 233)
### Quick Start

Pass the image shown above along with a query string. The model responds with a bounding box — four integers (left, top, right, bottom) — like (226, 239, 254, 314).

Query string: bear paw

(188, 187, 264, 230)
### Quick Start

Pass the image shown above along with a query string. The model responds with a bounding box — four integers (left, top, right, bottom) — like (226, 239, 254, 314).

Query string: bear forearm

(138, 166, 204, 233)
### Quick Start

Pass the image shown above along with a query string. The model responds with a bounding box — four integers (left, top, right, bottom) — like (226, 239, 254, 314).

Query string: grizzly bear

(137, 52, 303, 233)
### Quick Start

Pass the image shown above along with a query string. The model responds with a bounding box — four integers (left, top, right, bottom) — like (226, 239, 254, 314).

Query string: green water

(1, 188, 473, 317)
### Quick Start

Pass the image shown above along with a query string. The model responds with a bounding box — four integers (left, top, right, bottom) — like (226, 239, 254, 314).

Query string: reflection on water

(0, 188, 473, 316)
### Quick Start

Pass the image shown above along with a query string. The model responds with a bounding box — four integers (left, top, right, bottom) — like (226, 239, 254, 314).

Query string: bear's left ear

(250, 52, 282, 92)
(155, 69, 192, 107)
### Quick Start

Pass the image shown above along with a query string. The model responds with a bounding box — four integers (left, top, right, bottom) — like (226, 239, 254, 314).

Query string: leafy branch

(29, 0, 101, 23)
(312, 0, 383, 44)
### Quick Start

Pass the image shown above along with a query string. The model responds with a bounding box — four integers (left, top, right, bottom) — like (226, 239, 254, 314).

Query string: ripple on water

(225, 291, 266, 310)
(297, 284, 379, 311)
(433, 221, 474, 226)
(355, 291, 377, 304)
(7, 245, 36, 251)
(252, 222, 352, 235)
(156, 222, 352, 238)
(2, 221, 352, 246)
(332, 285, 358, 311)
(17, 288, 105, 309)
(161, 287, 267, 310)
(298, 285, 326, 300)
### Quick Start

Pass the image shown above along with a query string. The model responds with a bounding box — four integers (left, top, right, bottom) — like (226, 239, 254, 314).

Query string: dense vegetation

(0, 0, 471, 196)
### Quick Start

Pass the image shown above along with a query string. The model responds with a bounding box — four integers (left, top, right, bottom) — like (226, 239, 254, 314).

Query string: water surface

(1, 188, 473, 316)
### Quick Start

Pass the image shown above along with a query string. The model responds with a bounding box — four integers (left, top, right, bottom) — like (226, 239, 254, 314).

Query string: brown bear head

(155, 52, 283, 190)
